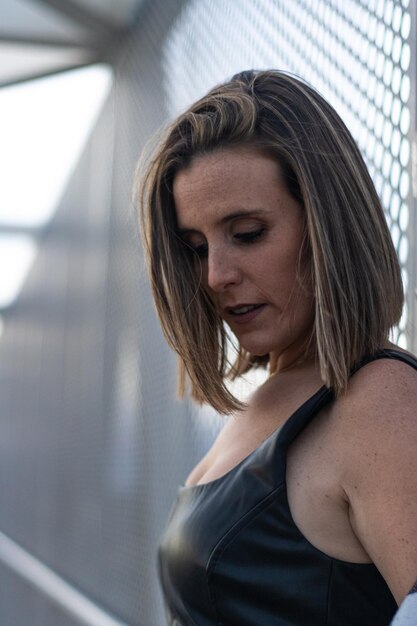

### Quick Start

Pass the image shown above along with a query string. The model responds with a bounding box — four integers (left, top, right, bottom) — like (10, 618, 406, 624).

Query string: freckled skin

(173, 145, 314, 372)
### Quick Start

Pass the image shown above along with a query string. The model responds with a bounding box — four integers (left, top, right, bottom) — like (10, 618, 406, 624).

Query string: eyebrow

(177, 208, 271, 235)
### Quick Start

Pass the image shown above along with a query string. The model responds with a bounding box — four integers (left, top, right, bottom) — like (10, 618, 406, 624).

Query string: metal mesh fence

(0, 1, 415, 625)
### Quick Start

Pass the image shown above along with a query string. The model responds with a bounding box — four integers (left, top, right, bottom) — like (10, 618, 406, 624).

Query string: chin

(238, 337, 276, 357)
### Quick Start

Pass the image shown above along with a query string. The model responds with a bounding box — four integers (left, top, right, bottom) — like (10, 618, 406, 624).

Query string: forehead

(172, 145, 287, 228)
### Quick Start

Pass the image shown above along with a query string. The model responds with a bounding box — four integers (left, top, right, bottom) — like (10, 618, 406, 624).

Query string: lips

(226, 303, 263, 315)
(224, 303, 266, 324)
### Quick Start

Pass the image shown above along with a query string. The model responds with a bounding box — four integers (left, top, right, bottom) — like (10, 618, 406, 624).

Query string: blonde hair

(137, 70, 403, 414)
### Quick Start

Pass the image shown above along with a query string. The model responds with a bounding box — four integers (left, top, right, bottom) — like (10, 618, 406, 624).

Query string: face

(173, 145, 314, 371)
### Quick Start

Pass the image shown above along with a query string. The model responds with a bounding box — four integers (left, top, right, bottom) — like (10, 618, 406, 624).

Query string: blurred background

(0, 0, 416, 624)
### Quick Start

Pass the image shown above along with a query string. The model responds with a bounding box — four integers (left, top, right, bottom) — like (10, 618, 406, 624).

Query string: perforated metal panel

(0, 1, 415, 625)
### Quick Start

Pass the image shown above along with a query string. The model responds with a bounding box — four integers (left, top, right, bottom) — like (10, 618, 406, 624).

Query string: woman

(138, 70, 417, 625)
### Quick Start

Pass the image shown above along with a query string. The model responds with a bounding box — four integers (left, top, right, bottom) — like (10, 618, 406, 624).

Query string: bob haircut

(137, 69, 403, 415)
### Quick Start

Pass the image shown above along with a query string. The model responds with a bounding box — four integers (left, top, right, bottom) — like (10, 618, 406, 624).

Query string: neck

(269, 335, 316, 376)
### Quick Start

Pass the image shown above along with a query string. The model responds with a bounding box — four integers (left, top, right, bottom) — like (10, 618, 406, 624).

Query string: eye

(234, 227, 266, 243)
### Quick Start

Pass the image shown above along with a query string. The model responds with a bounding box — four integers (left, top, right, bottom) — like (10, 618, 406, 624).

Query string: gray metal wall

(0, 1, 415, 625)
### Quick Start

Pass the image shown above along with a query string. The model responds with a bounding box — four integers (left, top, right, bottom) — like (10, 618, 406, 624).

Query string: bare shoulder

(336, 348, 417, 437)
(327, 346, 417, 497)
(332, 348, 417, 603)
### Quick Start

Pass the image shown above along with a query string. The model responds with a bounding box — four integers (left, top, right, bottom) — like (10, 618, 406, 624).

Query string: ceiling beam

(0, 59, 101, 90)
(32, 0, 120, 40)
(0, 32, 95, 50)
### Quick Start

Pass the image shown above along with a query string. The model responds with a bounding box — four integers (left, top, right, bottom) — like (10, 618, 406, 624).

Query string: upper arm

(340, 358, 417, 604)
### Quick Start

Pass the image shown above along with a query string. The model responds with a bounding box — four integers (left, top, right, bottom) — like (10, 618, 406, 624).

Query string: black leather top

(158, 350, 416, 625)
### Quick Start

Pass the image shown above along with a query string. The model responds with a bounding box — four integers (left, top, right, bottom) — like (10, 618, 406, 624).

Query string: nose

(205, 246, 241, 292)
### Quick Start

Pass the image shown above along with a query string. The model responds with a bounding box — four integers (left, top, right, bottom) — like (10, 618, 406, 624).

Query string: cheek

(273, 257, 313, 315)
(264, 248, 302, 290)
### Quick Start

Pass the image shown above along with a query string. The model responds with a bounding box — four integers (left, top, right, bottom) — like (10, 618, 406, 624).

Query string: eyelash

(190, 228, 266, 258)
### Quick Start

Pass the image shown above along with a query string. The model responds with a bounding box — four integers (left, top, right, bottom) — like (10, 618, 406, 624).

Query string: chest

(191, 400, 371, 563)
(159, 396, 396, 626)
